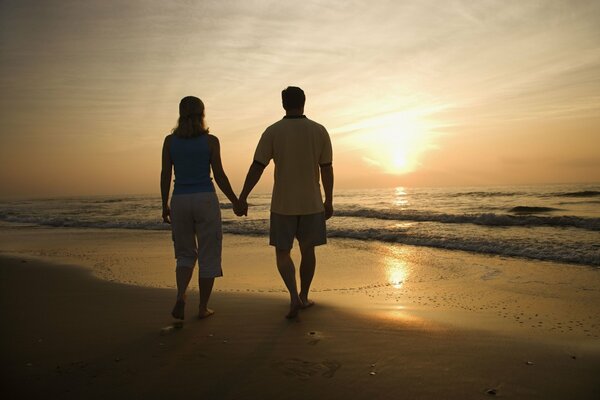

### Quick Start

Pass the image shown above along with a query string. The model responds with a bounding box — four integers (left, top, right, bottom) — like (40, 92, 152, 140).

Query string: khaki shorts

(170, 192, 223, 278)
(269, 212, 327, 250)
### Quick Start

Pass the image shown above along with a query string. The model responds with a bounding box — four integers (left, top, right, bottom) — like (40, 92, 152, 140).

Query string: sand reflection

(384, 246, 410, 289)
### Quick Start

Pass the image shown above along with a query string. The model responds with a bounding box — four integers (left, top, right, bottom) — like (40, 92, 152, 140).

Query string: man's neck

(285, 108, 304, 117)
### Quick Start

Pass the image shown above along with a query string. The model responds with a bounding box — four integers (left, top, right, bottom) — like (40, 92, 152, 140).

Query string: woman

(161, 96, 241, 320)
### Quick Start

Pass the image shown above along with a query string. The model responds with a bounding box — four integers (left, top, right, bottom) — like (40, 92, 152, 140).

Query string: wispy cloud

(1, 0, 599, 194)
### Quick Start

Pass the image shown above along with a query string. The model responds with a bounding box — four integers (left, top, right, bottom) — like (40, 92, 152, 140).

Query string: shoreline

(1, 224, 599, 343)
(2, 255, 600, 399)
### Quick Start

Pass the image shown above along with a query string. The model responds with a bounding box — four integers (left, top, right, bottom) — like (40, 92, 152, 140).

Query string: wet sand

(1, 225, 599, 342)
(1, 247, 600, 398)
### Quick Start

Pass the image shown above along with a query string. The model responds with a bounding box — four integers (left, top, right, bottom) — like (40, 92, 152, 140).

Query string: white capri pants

(170, 192, 223, 278)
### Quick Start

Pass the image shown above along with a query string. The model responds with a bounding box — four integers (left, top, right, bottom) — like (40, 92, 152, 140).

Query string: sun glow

(393, 153, 408, 171)
(333, 107, 443, 176)
(369, 112, 433, 174)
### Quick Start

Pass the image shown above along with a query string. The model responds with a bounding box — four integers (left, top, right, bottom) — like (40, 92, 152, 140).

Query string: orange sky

(1, 1, 599, 197)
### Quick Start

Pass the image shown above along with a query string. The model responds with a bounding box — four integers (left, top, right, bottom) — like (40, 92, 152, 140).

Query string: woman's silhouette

(161, 96, 241, 319)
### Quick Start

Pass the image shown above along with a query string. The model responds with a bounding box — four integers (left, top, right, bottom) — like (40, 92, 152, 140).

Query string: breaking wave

(334, 208, 600, 231)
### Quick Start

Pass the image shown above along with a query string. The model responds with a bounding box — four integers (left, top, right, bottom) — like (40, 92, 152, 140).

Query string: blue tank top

(170, 134, 215, 195)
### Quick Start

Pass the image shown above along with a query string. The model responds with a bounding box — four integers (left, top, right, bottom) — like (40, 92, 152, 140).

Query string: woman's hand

(233, 199, 248, 217)
(162, 206, 171, 224)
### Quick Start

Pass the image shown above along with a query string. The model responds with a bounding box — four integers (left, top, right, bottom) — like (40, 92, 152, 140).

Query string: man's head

(281, 86, 305, 112)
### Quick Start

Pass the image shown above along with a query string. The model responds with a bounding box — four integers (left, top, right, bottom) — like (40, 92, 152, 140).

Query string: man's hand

(162, 206, 171, 224)
(234, 198, 248, 217)
(324, 201, 333, 220)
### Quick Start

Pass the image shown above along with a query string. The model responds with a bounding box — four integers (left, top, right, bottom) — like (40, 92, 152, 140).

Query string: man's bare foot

(301, 299, 315, 309)
(285, 302, 302, 319)
(198, 308, 214, 319)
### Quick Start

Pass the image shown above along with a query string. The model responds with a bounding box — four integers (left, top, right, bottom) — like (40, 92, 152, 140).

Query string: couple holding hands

(160, 87, 334, 320)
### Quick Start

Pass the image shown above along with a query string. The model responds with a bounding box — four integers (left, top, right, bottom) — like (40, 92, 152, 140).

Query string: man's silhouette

(238, 86, 334, 318)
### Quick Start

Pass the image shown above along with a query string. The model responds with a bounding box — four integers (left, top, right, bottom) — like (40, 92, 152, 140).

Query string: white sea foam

(333, 208, 600, 231)
(1, 184, 599, 267)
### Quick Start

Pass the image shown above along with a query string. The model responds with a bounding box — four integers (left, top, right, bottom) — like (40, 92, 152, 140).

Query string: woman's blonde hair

(172, 96, 209, 138)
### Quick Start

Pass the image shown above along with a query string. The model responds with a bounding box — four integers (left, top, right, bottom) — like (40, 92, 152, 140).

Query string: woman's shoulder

(206, 133, 220, 145)
(206, 134, 220, 158)
(163, 133, 175, 149)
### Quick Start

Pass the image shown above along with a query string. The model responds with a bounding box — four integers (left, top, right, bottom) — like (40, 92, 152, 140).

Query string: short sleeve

(319, 128, 333, 166)
(253, 129, 273, 166)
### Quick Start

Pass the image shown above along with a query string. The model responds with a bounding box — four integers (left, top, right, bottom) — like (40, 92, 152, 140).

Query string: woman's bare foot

(171, 300, 185, 320)
(198, 308, 214, 319)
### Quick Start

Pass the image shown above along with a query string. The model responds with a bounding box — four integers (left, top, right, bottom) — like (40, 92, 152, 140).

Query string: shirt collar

(283, 115, 307, 119)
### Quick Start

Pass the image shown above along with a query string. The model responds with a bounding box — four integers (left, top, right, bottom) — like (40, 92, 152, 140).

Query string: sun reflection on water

(394, 186, 409, 207)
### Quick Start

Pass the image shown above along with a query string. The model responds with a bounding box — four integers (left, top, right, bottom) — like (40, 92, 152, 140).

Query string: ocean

(1, 183, 599, 267)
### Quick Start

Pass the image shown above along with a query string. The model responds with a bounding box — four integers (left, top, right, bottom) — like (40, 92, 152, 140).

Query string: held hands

(233, 198, 248, 217)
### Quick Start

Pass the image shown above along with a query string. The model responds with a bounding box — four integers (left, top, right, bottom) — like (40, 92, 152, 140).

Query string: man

(238, 86, 334, 319)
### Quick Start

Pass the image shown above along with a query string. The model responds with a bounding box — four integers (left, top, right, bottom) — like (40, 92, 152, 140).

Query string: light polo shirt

(253, 116, 333, 215)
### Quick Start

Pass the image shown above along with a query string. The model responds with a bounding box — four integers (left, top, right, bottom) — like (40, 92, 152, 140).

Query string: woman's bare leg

(175, 266, 194, 301)
(198, 277, 215, 319)
(172, 266, 194, 319)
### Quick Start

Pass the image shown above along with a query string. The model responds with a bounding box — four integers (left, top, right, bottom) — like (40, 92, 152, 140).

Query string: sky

(0, 0, 599, 197)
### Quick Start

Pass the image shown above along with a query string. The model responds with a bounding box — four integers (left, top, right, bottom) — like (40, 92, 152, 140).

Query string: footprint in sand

(273, 358, 341, 379)
(160, 321, 184, 335)
(307, 331, 323, 345)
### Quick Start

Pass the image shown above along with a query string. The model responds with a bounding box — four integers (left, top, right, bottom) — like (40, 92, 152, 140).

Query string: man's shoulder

(270, 117, 327, 131)
(265, 118, 286, 131)
(264, 117, 329, 138)
(261, 119, 291, 138)
(305, 117, 327, 131)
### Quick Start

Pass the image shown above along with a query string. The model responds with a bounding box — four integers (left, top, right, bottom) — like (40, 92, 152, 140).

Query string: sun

(363, 112, 432, 175)
(333, 105, 443, 176)
(392, 151, 409, 171)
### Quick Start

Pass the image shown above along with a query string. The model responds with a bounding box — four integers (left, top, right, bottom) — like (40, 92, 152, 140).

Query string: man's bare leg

(198, 277, 215, 319)
(275, 248, 302, 318)
(299, 243, 316, 308)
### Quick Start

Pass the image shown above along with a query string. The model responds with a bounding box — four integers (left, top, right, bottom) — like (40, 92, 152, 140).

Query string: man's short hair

(282, 86, 305, 110)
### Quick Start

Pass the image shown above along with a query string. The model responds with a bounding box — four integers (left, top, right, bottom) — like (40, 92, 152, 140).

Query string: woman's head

(172, 96, 209, 138)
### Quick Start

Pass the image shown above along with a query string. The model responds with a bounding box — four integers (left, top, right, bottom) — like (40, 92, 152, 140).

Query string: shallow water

(1, 183, 599, 266)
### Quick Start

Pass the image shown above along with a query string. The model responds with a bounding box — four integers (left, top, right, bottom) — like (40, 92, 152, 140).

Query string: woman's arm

(160, 135, 173, 223)
(208, 135, 239, 206)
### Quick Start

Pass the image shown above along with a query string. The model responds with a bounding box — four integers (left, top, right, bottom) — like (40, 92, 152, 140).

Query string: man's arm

(239, 128, 271, 215)
(320, 164, 334, 220)
(160, 135, 173, 223)
(239, 161, 266, 214)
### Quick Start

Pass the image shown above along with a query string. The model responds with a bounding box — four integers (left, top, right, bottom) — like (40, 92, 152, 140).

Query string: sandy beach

(2, 0, 600, 397)
(1, 225, 599, 399)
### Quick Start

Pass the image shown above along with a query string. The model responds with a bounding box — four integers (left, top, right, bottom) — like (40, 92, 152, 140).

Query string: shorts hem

(269, 239, 327, 250)
(198, 269, 223, 279)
